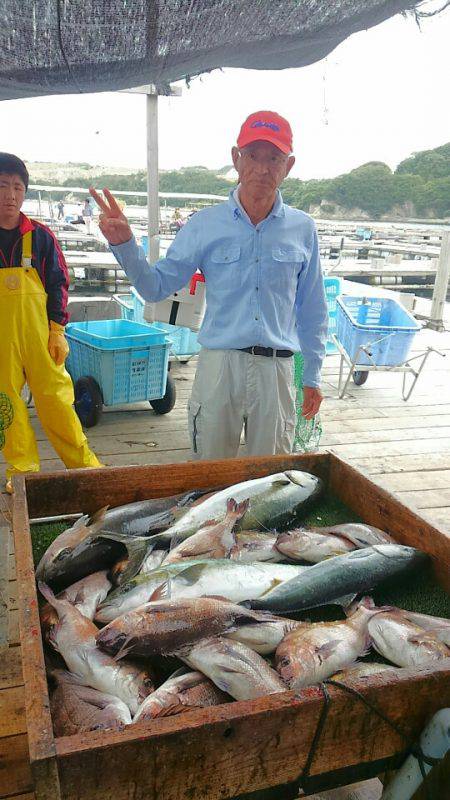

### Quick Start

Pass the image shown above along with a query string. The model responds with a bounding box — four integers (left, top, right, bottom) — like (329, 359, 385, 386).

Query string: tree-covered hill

(28, 140, 450, 219)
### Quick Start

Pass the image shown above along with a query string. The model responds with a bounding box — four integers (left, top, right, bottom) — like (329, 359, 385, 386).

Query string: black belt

(239, 346, 293, 358)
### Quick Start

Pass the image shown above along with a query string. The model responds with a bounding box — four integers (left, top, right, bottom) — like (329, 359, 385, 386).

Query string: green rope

(0, 392, 14, 450)
(293, 353, 322, 453)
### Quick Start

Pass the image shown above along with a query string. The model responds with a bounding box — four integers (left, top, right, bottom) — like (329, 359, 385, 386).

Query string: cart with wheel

(333, 295, 444, 401)
(65, 319, 175, 427)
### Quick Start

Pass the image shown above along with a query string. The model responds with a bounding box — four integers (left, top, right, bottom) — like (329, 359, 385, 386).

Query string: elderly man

(91, 111, 328, 460)
(0, 152, 101, 492)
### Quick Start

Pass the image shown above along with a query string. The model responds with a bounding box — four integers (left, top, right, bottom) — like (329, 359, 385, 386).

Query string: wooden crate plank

(396, 488, 450, 509)
(323, 414, 450, 434)
(0, 644, 23, 690)
(0, 685, 26, 736)
(321, 426, 450, 447)
(328, 438, 450, 459)
(23, 455, 330, 518)
(346, 454, 450, 475)
(8, 611, 19, 647)
(55, 664, 450, 800)
(364, 471, 450, 492)
(0, 734, 33, 797)
(0, 527, 9, 653)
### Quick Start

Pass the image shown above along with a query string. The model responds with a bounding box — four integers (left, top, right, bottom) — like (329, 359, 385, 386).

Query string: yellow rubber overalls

(0, 230, 101, 478)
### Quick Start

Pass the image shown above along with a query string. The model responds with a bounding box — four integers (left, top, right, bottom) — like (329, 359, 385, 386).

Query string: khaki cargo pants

(188, 348, 296, 460)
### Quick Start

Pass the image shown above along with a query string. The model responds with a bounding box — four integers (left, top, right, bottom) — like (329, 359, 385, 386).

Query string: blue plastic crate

(336, 296, 420, 366)
(131, 288, 201, 357)
(65, 320, 171, 405)
(324, 276, 342, 354)
(113, 294, 134, 321)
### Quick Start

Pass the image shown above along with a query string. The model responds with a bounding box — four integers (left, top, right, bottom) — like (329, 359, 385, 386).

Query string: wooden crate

(12, 452, 450, 800)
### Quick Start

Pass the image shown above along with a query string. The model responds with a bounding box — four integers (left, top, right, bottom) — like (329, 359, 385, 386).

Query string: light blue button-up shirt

(110, 189, 328, 386)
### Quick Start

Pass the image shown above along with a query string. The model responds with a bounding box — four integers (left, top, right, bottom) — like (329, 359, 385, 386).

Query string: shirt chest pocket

(266, 246, 304, 290)
(209, 244, 242, 288)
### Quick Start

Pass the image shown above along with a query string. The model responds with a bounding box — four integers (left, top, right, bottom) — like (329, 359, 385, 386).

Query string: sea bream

(251, 545, 427, 613)
(178, 636, 287, 700)
(39, 583, 154, 715)
(95, 560, 307, 624)
(35, 490, 208, 587)
(163, 498, 249, 564)
(384, 608, 450, 647)
(367, 611, 450, 668)
(139, 471, 323, 560)
(276, 523, 393, 563)
(133, 669, 229, 723)
(40, 570, 112, 641)
(96, 596, 277, 658)
(49, 669, 132, 736)
(275, 597, 381, 690)
(225, 615, 301, 655)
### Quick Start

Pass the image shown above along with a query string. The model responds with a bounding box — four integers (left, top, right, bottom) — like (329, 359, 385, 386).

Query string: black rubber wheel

(352, 370, 369, 386)
(150, 373, 176, 415)
(74, 376, 103, 427)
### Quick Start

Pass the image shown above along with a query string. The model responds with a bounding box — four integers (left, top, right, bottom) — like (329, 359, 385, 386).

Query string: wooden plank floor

(1, 324, 450, 800)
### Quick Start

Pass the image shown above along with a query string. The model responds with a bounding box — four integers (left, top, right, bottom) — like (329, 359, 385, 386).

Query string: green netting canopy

(0, 1, 428, 100)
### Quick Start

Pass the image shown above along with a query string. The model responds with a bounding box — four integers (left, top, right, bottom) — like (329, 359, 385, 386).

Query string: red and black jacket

(0, 212, 69, 325)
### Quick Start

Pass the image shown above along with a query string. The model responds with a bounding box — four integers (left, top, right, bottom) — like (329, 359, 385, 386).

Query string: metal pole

(146, 92, 160, 263)
(428, 231, 450, 331)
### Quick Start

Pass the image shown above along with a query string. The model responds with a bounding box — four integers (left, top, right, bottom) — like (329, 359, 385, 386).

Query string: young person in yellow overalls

(0, 153, 101, 493)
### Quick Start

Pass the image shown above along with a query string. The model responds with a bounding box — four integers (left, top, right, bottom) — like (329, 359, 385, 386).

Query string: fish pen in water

(11, 452, 450, 800)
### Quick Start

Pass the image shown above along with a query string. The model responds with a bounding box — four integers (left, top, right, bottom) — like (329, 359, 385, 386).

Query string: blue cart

(66, 320, 175, 427)
(333, 295, 442, 400)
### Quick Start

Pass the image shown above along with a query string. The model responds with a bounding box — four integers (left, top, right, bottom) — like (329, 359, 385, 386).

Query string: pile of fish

(35, 469, 449, 738)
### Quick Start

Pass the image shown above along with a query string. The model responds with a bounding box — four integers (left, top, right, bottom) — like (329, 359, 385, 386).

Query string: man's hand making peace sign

(89, 187, 133, 246)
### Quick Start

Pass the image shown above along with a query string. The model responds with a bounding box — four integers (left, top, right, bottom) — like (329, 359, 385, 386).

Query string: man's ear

(231, 146, 240, 171)
(285, 155, 295, 178)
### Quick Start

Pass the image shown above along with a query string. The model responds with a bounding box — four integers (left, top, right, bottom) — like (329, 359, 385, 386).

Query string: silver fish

(330, 662, 399, 681)
(367, 611, 450, 668)
(275, 598, 380, 690)
(178, 636, 287, 700)
(276, 523, 393, 563)
(141, 471, 323, 553)
(386, 608, 450, 647)
(95, 559, 306, 624)
(133, 669, 228, 723)
(50, 669, 132, 736)
(252, 545, 427, 613)
(39, 583, 154, 715)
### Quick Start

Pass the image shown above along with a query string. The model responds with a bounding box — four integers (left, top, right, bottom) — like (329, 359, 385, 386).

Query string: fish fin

(169, 530, 186, 552)
(226, 497, 238, 513)
(149, 577, 172, 602)
(334, 593, 358, 609)
(272, 478, 292, 486)
(88, 506, 109, 526)
(314, 639, 342, 663)
(38, 582, 58, 608)
(100, 532, 151, 583)
(259, 578, 284, 597)
(113, 638, 135, 661)
(143, 509, 177, 534)
(171, 562, 209, 587)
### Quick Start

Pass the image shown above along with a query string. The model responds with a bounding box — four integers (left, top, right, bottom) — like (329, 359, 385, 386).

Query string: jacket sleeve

(110, 215, 201, 302)
(43, 228, 70, 325)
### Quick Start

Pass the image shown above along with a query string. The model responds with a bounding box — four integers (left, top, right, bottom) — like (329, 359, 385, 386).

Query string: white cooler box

(144, 272, 206, 332)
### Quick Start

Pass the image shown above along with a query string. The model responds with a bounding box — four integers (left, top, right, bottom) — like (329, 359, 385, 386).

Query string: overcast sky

(1, 2, 449, 180)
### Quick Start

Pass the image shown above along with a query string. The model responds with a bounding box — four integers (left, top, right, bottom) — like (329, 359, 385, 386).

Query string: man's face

(0, 173, 26, 225)
(232, 141, 295, 196)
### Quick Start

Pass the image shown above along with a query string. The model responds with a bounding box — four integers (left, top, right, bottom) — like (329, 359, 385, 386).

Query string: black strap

(169, 300, 180, 326)
(288, 679, 439, 798)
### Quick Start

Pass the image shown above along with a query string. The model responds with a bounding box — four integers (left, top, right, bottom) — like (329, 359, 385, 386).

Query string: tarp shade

(0, 1, 426, 100)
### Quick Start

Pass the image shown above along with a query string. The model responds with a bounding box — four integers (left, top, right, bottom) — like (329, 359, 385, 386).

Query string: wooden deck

(1, 325, 450, 800)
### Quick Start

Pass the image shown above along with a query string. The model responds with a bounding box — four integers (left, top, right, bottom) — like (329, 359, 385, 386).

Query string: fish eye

(279, 656, 290, 668)
(54, 548, 72, 562)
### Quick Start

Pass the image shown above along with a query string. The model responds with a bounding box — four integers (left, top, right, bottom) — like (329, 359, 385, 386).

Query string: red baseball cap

(237, 111, 293, 155)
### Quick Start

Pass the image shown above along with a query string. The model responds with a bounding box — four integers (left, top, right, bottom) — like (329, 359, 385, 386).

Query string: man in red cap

(91, 111, 328, 459)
